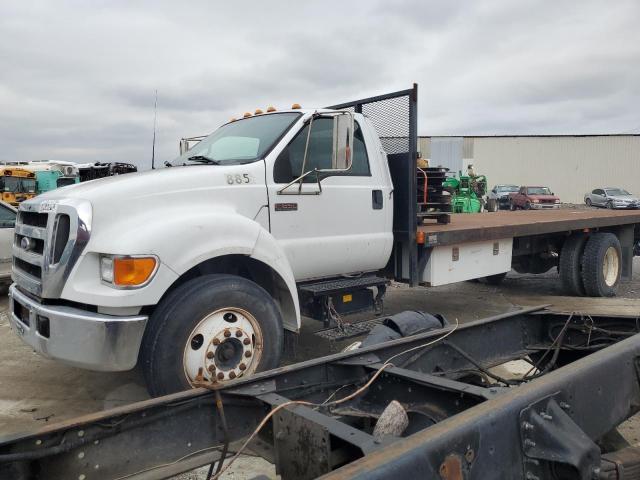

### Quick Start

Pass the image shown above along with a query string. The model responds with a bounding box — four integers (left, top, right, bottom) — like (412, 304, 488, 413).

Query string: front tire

(581, 233, 622, 297)
(141, 274, 284, 396)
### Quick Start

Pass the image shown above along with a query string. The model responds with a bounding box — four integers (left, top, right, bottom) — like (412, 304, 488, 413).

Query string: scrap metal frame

(2, 306, 640, 479)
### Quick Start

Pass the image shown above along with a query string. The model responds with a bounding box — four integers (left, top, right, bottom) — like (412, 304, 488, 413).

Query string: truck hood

(35, 164, 256, 204)
(31, 163, 269, 230)
(527, 194, 560, 201)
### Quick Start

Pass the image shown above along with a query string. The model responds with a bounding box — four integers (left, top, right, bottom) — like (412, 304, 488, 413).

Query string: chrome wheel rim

(602, 246, 620, 287)
(183, 307, 263, 384)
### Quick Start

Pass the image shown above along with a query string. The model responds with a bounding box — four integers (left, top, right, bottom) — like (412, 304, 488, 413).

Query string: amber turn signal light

(113, 257, 157, 287)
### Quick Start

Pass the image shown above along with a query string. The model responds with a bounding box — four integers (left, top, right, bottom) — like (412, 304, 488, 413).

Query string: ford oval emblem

(20, 237, 33, 251)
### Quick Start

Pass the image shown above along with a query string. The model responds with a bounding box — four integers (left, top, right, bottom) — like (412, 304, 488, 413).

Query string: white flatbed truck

(7, 85, 640, 395)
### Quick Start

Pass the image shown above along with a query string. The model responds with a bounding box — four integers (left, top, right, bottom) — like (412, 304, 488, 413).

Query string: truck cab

(8, 105, 396, 395)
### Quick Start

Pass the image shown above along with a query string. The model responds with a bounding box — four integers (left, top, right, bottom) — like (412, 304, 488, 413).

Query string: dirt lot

(1, 260, 640, 478)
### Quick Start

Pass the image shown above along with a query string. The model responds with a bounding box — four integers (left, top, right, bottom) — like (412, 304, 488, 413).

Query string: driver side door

(266, 117, 392, 281)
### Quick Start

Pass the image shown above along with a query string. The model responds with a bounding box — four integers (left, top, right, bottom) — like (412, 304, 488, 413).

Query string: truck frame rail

(2, 306, 640, 479)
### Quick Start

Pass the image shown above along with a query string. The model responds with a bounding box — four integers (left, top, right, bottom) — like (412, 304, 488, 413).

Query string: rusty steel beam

(2, 306, 640, 479)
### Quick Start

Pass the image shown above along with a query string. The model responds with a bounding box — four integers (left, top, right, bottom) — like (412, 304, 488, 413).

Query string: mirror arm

(298, 112, 317, 194)
(277, 168, 321, 195)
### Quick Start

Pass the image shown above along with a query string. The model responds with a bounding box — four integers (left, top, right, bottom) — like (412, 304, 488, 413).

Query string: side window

(0, 204, 16, 228)
(274, 118, 370, 183)
(350, 122, 370, 176)
(274, 118, 332, 183)
(594, 189, 603, 195)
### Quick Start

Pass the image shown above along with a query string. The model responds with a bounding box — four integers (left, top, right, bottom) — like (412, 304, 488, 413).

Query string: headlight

(532, 199, 540, 203)
(555, 199, 561, 203)
(100, 254, 158, 288)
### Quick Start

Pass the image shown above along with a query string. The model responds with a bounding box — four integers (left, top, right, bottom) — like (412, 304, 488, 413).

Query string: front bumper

(8, 284, 148, 371)
(531, 203, 560, 209)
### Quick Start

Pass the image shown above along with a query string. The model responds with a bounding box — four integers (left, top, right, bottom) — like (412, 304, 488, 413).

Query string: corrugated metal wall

(429, 137, 464, 173)
(418, 136, 640, 204)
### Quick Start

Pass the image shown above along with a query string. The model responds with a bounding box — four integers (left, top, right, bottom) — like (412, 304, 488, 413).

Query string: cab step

(298, 276, 388, 328)
(298, 275, 389, 296)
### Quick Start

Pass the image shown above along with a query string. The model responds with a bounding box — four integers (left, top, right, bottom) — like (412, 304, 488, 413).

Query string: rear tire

(559, 234, 587, 296)
(585, 198, 592, 207)
(581, 233, 622, 297)
(141, 274, 284, 396)
(510, 201, 517, 211)
(486, 198, 498, 212)
(485, 272, 507, 285)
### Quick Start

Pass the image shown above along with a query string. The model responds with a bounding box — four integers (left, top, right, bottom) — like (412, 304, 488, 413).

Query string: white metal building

(418, 135, 640, 204)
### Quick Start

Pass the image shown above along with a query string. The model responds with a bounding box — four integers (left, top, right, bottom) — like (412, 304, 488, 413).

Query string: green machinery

(442, 171, 489, 213)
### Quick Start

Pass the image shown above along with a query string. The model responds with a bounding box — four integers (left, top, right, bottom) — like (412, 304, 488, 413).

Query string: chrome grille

(12, 199, 92, 298)
(13, 212, 49, 296)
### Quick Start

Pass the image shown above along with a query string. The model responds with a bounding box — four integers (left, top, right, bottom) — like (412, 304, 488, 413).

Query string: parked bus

(0, 167, 37, 206)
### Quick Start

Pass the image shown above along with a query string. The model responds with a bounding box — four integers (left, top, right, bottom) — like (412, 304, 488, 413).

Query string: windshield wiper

(187, 155, 221, 165)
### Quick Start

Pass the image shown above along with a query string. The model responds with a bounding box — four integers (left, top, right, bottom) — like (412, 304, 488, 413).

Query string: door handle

(372, 190, 383, 210)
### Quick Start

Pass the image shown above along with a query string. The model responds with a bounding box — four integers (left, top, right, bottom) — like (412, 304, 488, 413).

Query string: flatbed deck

(419, 209, 640, 246)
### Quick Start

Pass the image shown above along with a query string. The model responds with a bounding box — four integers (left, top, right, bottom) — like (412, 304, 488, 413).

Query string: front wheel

(141, 274, 284, 396)
(524, 202, 531, 210)
(606, 201, 614, 209)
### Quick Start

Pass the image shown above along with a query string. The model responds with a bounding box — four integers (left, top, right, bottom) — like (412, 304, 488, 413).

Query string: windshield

(605, 188, 631, 196)
(497, 185, 519, 192)
(0, 176, 36, 193)
(22, 178, 36, 193)
(527, 187, 552, 195)
(173, 112, 301, 166)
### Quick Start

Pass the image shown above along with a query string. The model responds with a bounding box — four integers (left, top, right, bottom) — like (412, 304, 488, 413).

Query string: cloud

(1, 0, 639, 169)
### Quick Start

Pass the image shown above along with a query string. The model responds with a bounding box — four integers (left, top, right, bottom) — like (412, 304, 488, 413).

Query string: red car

(509, 186, 560, 210)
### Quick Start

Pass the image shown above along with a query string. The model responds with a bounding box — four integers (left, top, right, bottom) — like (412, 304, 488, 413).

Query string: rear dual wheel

(581, 233, 621, 297)
(560, 233, 621, 297)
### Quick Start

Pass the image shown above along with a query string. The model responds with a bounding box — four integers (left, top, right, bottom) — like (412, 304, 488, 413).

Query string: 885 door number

(226, 174, 252, 184)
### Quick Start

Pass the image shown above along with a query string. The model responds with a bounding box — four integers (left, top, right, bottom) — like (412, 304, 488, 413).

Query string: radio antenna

(151, 89, 158, 169)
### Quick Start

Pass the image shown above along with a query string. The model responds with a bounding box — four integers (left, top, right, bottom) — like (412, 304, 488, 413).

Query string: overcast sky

(1, 0, 639, 170)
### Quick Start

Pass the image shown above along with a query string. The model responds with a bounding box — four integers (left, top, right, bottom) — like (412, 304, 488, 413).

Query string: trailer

(3, 306, 640, 479)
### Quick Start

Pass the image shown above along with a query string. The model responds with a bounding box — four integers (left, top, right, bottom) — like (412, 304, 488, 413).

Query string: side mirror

(325, 112, 353, 171)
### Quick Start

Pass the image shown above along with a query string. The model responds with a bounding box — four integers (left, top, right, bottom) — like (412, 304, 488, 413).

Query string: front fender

(62, 209, 301, 330)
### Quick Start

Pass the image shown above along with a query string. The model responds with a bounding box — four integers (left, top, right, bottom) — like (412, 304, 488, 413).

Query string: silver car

(585, 187, 640, 209)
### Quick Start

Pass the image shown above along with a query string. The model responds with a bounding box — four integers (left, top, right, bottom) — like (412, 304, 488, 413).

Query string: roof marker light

(243, 112, 252, 118)
(291, 103, 301, 109)
(266, 106, 276, 112)
(254, 108, 263, 115)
